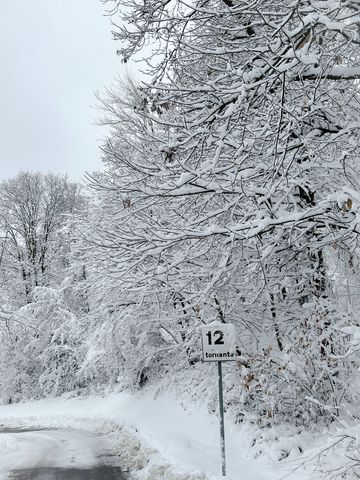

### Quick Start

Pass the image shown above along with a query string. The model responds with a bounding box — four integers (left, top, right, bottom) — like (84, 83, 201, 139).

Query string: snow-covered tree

(0, 172, 82, 305)
(88, 0, 360, 423)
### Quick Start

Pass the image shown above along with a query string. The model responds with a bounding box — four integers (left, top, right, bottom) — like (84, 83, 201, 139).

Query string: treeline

(1, 0, 360, 435)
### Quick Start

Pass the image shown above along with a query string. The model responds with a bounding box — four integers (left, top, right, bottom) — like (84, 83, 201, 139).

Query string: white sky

(0, 1, 130, 181)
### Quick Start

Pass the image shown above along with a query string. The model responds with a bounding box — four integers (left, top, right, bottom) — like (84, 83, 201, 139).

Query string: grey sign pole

(217, 361, 226, 477)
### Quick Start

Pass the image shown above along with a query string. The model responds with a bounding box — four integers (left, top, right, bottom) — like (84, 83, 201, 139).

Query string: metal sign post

(200, 322, 236, 477)
(218, 360, 226, 476)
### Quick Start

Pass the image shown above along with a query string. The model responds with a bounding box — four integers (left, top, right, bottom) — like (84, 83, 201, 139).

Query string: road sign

(200, 322, 237, 477)
(200, 322, 236, 362)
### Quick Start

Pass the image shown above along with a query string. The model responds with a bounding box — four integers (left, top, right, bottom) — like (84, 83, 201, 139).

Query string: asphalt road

(0, 428, 128, 480)
(8, 466, 127, 479)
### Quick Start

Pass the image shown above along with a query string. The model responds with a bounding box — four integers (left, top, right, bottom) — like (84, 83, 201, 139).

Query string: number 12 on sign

(206, 330, 224, 345)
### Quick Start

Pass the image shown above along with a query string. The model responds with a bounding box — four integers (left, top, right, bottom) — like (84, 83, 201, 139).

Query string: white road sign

(200, 323, 236, 362)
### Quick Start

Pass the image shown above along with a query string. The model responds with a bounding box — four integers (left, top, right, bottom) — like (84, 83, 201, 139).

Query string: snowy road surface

(0, 428, 127, 479)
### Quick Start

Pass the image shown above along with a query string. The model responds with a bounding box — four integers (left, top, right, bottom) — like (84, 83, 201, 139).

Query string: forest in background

(1, 1, 360, 463)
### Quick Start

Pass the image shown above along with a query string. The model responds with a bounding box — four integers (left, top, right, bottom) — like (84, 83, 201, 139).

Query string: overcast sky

(0, 1, 129, 181)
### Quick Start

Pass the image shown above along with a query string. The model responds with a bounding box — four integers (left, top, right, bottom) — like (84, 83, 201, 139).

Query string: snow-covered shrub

(227, 300, 359, 427)
(0, 282, 84, 402)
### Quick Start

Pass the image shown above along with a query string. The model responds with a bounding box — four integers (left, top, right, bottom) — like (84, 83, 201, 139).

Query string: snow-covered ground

(0, 389, 351, 479)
